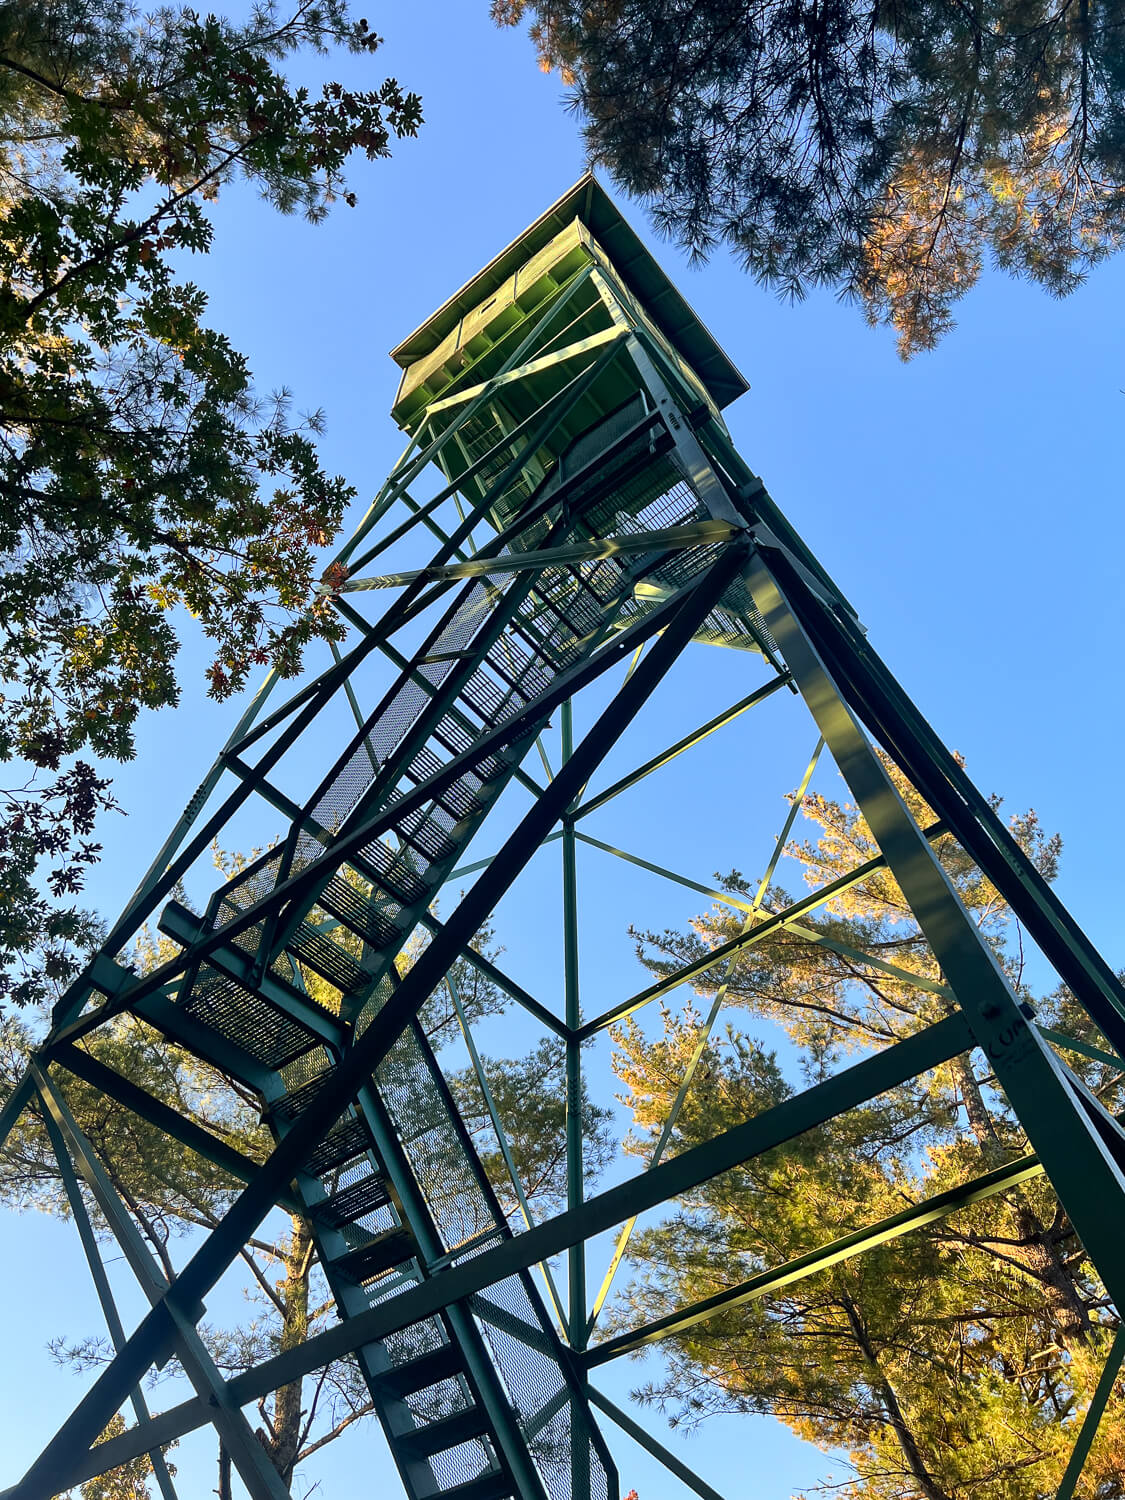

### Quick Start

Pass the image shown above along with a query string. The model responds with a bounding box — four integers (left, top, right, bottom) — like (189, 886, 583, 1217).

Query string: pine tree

(495, 0, 1125, 357)
(610, 759, 1124, 1497)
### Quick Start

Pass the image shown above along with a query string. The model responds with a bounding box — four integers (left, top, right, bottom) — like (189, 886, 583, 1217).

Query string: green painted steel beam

(586, 736, 824, 1336)
(28, 1062, 293, 1500)
(1056, 1325, 1125, 1500)
(328, 520, 743, 593)
(576, 820, 949, 1039)
(1037, 1026, 1125, 1074)
(746, 539, 1125, 1314)
(577, 825, 955, 1012)
(0, 1066, 36, 1155)
(445, 971, 568, 1332)
(587, 1387, 728, 1500)
(755, 523, 1125, 1058)
(583, 1151, 1045, 1366)
(423, 326, 622, 414)
(562, 693, 593, 1498)
(39, 1106, 179, 1500)
(574, 830, 750, 913)
(17, 1013, 974, 1495)
(420, 906, 568, 1038)
(51, 1043, 304, 1217)
(444, 827, 565, 884)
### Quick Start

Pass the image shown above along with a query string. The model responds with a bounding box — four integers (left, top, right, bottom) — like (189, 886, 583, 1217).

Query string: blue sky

(3, 3, 1125, 1496)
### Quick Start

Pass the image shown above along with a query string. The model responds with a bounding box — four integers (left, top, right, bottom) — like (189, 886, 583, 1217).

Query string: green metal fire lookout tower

(4, 176, 1125, 1500)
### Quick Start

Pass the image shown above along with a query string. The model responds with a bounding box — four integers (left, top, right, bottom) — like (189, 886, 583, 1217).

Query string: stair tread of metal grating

(315, 1172, 392, 1229)
(333, 1223, 417, 1283)
(372, 1341, 465, 1399)
(404, 745, 481, 822)
(433, 714, 477, 757)
(424, 1471, 512, 1500)
(396, 810, 459, 864)
(288, 921, 369, 994)
(364, 838, 430, 906)
(461, 669, 509, 725)
(397, 1405, 492, 1460)
(431, 716, 508, 785)
(404, 742, 445, 783)
(439, 776, 484, 822)
(305, 1116, 370, 1175)
(318, 873, 402, 947)
(267, 1067, 336, 1125)
(486, 642, 553, 703)
(183, 966, 321, 1070)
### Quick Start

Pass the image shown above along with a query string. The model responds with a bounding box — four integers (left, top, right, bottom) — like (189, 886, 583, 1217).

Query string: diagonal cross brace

(331, 519, 744, 591)
(744, 539, 1125, 1315)
(37, 1103, 179, 1500)
(28, 1062, 292, 1500)
(12, 1009, 973, 1495)
(10, 542, 746, 1500)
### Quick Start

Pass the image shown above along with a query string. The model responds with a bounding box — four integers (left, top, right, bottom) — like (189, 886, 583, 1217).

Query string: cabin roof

(389, 174, 748, 410)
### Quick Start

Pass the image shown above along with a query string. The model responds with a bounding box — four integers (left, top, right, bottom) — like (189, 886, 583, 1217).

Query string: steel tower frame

(3, 175, 1125, 1500)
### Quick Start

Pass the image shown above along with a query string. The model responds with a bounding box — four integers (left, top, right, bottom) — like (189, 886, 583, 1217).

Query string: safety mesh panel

(376, 1030, 497, 1247)
(428, 1438, 496, 1492)
(381, 1315, 449, 1363)
(278, 1046, 331, 1093)
(305, 1116, 370, 1177)
(210, 849, 285, 930)
(404, 1375, 473, 1427)
(470, 1275, 608, 1500)
(364, 1016, 612, 1500)
(711, 572, 779, 657)
(560, 393, 646, 480)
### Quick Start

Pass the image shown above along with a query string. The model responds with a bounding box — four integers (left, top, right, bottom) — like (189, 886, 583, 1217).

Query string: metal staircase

(131, 404, 734, 1500)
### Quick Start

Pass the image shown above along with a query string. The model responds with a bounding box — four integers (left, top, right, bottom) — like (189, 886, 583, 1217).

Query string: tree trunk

(841, 1293, 955, 1500)
(216, 1442, 232, 1500)
(953, 1055, 1092, 1345)
(268, 1214, 313, 1488)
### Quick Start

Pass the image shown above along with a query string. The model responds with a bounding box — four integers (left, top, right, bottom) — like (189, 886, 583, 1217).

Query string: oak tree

(0, 0, 421, 1008)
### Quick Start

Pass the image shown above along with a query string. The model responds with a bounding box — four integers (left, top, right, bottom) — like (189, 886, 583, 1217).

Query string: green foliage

(76, 1411, 176, 1500)
(0, 0, 421, 1007)
(612, 759, 1125, 1498)
(496, 0, 1125, 356)
(451, 1035, 616, 1218)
